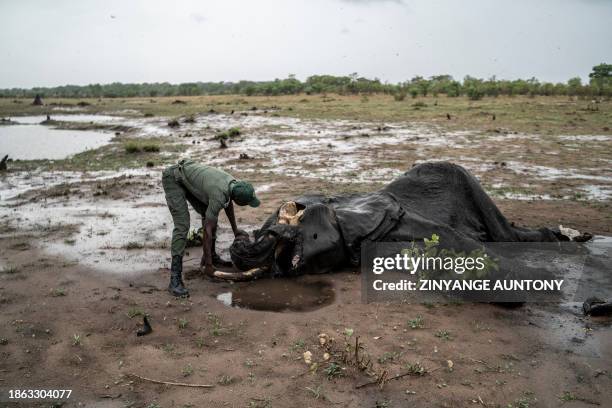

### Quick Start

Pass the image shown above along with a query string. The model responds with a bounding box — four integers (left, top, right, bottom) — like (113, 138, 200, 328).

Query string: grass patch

(51, 288, 66, 297)
(324, 362, 344, 380)
(407, 315, 425, 329)
(404, 361, 427, 376)
(435, 329, 452, 341)
(127, 307, 145, 318)
(124, 141, 160, 154)
(123, 241, 144, 250)
(1, 265, 19, 275)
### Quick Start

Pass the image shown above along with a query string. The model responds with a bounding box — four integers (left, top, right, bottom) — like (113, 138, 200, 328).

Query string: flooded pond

(216, 276, 335, 312)
(0, 115, 118, 160)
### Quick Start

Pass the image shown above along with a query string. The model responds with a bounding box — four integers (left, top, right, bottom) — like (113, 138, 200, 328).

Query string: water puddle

(0, 114, 122, 160)
(216, 276, 335, 312)
(0, 126, 114, 160)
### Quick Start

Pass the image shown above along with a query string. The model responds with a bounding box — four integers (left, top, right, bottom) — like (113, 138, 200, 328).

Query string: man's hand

(200, 263, 215, 278)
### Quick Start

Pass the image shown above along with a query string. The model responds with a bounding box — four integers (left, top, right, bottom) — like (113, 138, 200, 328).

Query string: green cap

(231, 180, 260, 208)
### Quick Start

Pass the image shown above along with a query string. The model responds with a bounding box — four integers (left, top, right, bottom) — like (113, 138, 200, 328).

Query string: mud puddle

(215, 275, 335, 312)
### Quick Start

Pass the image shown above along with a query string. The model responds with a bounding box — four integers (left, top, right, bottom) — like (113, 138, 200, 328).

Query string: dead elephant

(216, 162, 565, 281)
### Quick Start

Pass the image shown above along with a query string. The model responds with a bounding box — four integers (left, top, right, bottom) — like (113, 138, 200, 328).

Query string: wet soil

(0, 109, 611, 407)
(215, 276, 335, 312)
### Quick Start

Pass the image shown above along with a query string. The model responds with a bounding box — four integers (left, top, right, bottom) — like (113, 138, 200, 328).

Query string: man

(162, 159, 260, 297)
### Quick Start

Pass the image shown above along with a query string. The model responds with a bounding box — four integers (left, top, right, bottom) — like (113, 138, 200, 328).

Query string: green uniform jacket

(162, 159, 235, 257)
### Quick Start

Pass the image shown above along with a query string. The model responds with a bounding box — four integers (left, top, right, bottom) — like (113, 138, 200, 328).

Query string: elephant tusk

(213, 266, 268, 281)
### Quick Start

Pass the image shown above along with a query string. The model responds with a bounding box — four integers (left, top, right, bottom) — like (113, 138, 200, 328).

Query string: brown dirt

(1, 178, 611, 408)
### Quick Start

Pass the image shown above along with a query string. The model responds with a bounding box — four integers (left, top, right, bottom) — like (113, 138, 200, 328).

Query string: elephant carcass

(218, 162, 561, 281)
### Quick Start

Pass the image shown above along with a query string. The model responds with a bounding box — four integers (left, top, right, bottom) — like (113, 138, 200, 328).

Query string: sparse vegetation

(123, 241, 144, 250)
(324, 362, 344, 380)
(1, 265, 19, 275)
(51, 288, 66, 297)
(435, 329, 452, 341)
(218, 374, 235, 385)
(124, 142, 160, 154)
(404, 361, 427, 376)
(127, 307, 145, 318)
(408, 315, 425, 329)
(182, 363, 193, 377)
(72, 334, 82, 346)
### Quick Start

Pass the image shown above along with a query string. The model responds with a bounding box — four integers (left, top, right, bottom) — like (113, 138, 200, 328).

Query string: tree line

(1, 64, 610, 100)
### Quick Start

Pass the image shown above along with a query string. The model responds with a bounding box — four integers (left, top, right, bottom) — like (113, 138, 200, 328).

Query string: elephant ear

(327, 192, 404, 265)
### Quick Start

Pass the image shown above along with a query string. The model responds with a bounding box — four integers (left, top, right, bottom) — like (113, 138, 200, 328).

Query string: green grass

(324, 362, 344, 380)
(407, 315, 425, 329)
(125, 141, 160, 153)
(435, 329, 452, 341)
(51, 288, 66, 297)
(1, 265, 19, 275)
(2, 95, 610, 136)
(126, 307, 145, 318)
(123, 241, 144, 250)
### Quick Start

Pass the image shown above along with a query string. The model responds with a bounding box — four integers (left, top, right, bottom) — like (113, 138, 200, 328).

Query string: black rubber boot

(168, 255, 189, 297)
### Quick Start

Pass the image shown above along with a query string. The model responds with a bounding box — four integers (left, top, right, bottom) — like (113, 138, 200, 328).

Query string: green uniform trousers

(162, 163, 209, 257)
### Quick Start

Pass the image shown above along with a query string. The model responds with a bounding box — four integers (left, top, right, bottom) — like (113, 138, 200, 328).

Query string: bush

(142, 143, 160, 152)
(124, 142, 160, 154)
(124, 142, 141, 153)
(393, 90, 407, 101)
(466, 86, 485, 101)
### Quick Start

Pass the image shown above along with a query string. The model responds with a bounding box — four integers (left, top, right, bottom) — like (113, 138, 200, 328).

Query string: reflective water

(216, 276, 335, 312)
(0, 115, 118, 160)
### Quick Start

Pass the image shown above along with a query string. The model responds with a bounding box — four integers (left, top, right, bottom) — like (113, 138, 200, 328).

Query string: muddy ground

(0, 96, 611, 407)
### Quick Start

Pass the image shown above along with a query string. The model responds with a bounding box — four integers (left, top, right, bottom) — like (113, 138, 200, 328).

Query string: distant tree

(589, 63, 612, 96)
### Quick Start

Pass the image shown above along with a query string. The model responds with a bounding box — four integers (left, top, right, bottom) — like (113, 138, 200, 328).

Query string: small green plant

(72, 334, 82, 346)
(324, 362, 344, 380)
(306, 385, 325, 400)
(559, 391, 577, 402)
(127, 307, 145, 318)
(375, 399, 390, 408)
(162, 343, 176, 355)
(218, 375, 235, 385)
(408, 315, 424, 329)
(208, 314, 223, 336)
(178, 318, 188, 329)
(227, 127, 241, 137)
(195, 337, 206, 348)
(378, 351, 400, 364)
(291, 339, 306, 351)
(63, 238, 76, 245)
(182, 363, 193, 377)
(51, 288, 66, 297)
(244, 358, 255, 368)
(343, 328, 354, 337)
(405, 361, 427, 376)
(1, 265, 18, 275)
(435, 330, 451, 341)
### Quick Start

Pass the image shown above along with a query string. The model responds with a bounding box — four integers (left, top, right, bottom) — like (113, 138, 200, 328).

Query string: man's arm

(224, 201, 238, 235)
(224, 201, 248, 238)
(201, 218, 216, 275)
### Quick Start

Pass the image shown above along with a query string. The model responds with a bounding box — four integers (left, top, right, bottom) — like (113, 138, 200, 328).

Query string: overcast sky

(1, 0, 611, 88)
